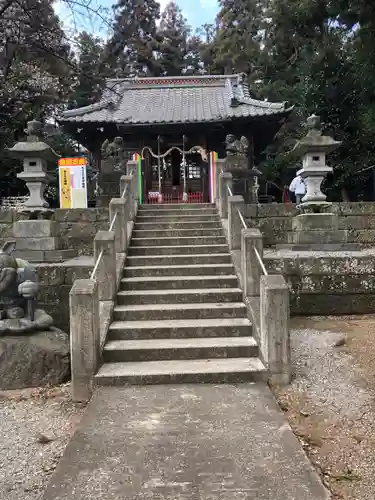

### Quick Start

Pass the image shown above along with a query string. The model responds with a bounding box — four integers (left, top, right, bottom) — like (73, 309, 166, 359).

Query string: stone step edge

(131, 236, 225, 241)
(135, 221, 222, 225)
(95, 358, 266, 378)
(133, 229, 223, 233)
(121, 274, 238, 283)
(109, 317, 251, 330)
(127, 253, 231, 259)
(117, 288, 242, 297)
(124, 264, 234, 270)
(104, 337, 257, 351)
(128, 244, 228, 251)
(113, 302, 246, 312)
(138, 204, 215, 208)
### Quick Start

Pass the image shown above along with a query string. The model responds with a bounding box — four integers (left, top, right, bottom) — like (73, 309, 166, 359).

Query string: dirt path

(0, 384, 85, 500)
(273, 315, 375, 500)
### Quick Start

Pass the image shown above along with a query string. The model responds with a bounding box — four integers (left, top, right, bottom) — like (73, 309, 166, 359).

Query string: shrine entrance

(140, 137, 209, 204)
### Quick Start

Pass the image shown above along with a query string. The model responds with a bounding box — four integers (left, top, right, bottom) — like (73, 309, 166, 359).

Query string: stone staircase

(95, 203, 267, 385)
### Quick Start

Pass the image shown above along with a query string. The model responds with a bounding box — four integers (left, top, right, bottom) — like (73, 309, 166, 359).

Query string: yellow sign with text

(58, 157, 88, 208)
(59, 167, 71, 209)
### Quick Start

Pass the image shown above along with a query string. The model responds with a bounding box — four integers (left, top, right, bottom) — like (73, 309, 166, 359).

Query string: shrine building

(59, 73, 292, 203)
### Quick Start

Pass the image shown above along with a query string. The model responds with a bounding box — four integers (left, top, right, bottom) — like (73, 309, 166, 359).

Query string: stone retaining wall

(36, 260, 92, 332)
(246, 202, 375, 246)
(0, 209, 110, 255)
(53, 209, 109, 255)
(265, 250, 375, 315)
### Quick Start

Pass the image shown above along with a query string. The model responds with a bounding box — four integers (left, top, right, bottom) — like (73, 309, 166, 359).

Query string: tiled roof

(60, 74, 291, 125)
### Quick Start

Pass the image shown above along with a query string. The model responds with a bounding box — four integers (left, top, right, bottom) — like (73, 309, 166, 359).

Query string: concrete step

(137, 208, 218, 216)
(95, 358, 267, 385)
(127, 244, 229, 256)
(103, 337, 258, 362)
(138, 203, 214, 211)
(108, 317, 252, 340)
(124, 263, 235, 278)
(117, 288, 243, 305)
(113, 302, 247, 321)
(136, 214, 220, 222)
(130, 236, 227, 246)
(133, 228, 224, 238)
(120, 275, 239, 291)
(134, 221, 222, 230)
(126, 253, 231, 266)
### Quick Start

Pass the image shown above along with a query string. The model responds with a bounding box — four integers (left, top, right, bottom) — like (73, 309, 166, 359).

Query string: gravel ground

(0, 385, 85, 500)
(273, 315, 375, 500)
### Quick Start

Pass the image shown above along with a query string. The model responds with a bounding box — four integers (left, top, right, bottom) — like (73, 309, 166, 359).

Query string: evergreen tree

(213, 0, 267, 76)
(158, 1, 190, 76)
(69, 32, 106, 109)
(107, 0, 162, 77)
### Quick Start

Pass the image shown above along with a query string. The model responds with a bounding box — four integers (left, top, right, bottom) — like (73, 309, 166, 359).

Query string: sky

(55, 0, 219, 38)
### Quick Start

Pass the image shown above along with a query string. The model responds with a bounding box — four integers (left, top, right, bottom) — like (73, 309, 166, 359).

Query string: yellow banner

(59, 167, 71, 208)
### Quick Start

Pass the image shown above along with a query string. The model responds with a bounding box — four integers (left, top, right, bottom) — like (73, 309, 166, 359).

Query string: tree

(213, 0, 267, 76)
(158, 1, 190, 76)
(106, 0, 161, 77)
(68, 31, 106, 109)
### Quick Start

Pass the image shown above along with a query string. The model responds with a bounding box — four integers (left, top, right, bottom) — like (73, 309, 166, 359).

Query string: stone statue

(0, 241, 53, 335)
(101, 137, 126, 172)
(225, 134, 249, 158)
(101, 137, 125, 160)
(305, 114, 323, 137)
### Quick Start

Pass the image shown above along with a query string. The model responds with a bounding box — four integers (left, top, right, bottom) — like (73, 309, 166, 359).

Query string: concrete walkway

(42, 384, 330, 500)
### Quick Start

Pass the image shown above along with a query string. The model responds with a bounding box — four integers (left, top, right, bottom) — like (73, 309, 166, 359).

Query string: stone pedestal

(13, 219, 76, 262)
(288, 212, 349, 250)
(225, 156, 260, 204)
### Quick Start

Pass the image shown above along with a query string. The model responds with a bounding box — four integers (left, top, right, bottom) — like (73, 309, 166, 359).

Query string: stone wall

(265, 249, 375, 315)
(0, 208, 110, 256)
(52, 209, 109, 255)
(0, 210, 28, 247)
(246, 202, 375, 247)
(36, 259, 93, 332)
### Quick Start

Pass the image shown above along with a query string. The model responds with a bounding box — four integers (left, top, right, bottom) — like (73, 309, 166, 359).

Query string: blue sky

(55, 0, 219, 37)
(166, 0, 219, 28)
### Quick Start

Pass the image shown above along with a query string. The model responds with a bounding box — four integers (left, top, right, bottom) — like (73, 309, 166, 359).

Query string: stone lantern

(288, 115, 350, 249)
(6, 121, 76, 262)
(292, 114, 341, 210)
(7, 120, 59, 211)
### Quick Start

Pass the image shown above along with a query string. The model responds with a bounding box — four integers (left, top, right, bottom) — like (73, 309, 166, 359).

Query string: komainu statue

(0, 241, 53, 335)
(225, 134, 249, 158)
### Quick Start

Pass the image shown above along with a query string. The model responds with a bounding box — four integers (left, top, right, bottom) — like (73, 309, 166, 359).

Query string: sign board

(58, 157, 88, 208)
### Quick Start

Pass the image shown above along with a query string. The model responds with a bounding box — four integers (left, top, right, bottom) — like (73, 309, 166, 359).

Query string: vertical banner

(132, 152, 143, 204)
(59, 167, 71, 209)
(209, 151, 218, 203)
(58, 157, 88, 208)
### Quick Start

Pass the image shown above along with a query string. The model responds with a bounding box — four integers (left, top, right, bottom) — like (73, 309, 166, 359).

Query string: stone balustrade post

(219, 172, 233, 219)
(215, 159, 226, 206)
(127, 160, 139, 202)
(94, 231, 116, 301)
(241, 228, 263, 297)
(228, 195, 245, 251)
(70, 278, 100, 402)
(109, 198, 127, 253)
(260, 275, 291, 385)
(120, 175, 134, 221)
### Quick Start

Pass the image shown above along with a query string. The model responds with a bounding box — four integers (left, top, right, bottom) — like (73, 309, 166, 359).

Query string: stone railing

(69, 160, 138, 402)
(216, 165, 291, 385)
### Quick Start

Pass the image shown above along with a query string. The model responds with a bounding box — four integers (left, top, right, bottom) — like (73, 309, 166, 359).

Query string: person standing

(289, 172, 306, 205)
